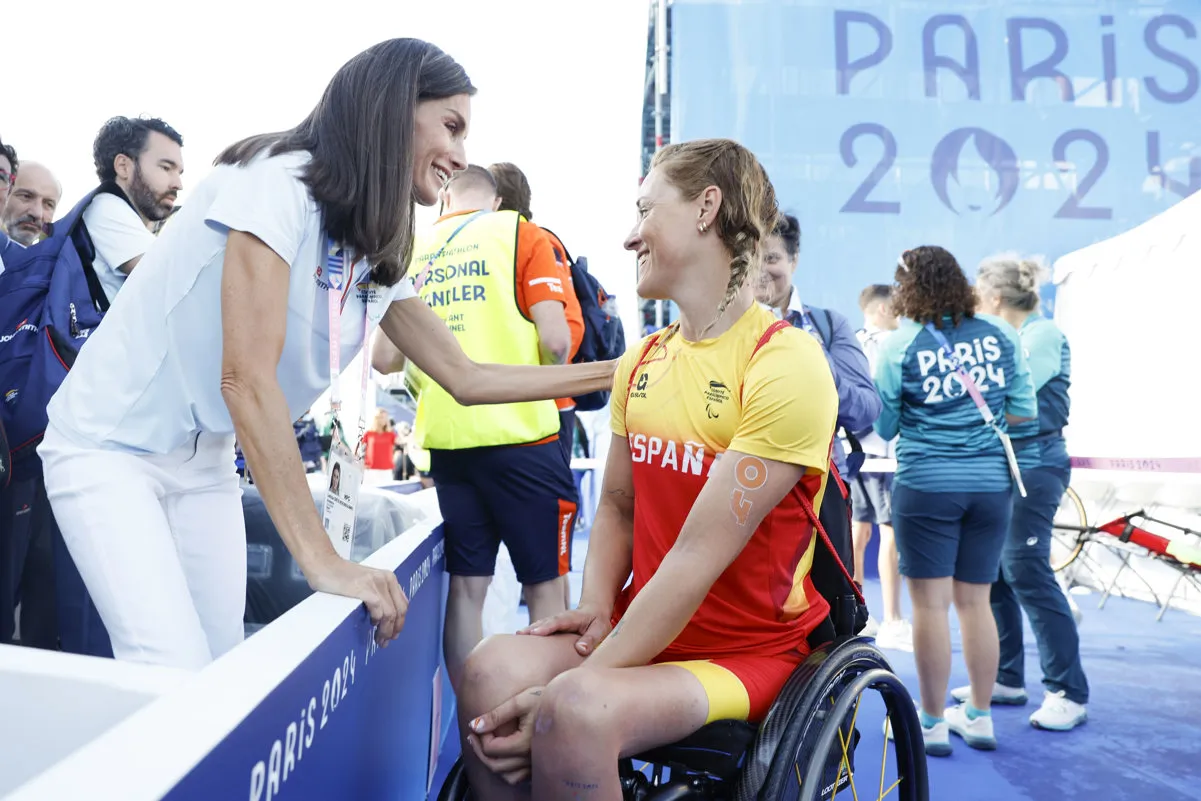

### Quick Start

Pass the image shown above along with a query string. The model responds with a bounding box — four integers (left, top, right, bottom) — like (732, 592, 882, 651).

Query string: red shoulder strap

(740, 319, 792, 402)
(623, 324, 678, 430)
(625, 326, 672, 395)
(752, 319, 792, 359)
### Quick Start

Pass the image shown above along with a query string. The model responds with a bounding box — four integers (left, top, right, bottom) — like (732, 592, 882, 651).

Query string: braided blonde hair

(652, 140, 779, 335)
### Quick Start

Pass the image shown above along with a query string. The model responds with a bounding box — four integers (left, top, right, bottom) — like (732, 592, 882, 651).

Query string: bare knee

(459, 633, 583, 722)
(533, 669, 617, 752)
(458, 634, 531, 720)
(953, 580, 992, 612)
(909, 577, 953, 611)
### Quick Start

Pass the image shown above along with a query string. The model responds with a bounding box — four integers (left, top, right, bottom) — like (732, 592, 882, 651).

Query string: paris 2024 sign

(669, 1, 1200, 320)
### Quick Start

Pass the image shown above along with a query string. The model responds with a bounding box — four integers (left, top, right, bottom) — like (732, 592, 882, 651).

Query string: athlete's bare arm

(377, 297, 615, 405)
(577, 435, 636, 613)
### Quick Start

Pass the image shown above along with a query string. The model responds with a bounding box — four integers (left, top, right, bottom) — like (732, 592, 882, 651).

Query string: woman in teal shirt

(875, 246, 1036, 755)
(963, 255, 1089, 733)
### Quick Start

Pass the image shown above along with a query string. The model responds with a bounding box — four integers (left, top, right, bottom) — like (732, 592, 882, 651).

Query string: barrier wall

(1, 520, 455, 801)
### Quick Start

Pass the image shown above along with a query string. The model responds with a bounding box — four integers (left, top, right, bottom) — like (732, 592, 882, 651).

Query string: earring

(698, 221, 708, 233)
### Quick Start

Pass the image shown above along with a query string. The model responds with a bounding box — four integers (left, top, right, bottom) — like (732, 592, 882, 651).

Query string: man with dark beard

(83, 116, 184, 303)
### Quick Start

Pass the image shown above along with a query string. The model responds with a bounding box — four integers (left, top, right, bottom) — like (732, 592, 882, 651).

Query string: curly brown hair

(893, 245, 976, 327)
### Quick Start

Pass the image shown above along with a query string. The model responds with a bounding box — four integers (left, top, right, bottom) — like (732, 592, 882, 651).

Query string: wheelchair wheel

(736, 639, 927, 801)
(1050, 485, 1088, 573)
(436, 757, 471, 801)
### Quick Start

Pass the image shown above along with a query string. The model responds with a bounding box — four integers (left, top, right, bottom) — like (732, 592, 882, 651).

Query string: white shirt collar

(762, 286, 805, 319)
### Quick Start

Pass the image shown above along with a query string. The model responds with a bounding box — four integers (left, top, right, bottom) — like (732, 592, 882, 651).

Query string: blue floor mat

(436, 532, 1201, 800)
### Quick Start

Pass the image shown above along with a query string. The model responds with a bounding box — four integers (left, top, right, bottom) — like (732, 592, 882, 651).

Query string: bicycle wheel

(1050, 486, 1087, 572)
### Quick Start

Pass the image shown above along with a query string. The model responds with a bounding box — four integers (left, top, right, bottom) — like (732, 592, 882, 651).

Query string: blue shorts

(851, 472, 892, 525)
(430, 441, 578, 585)
(891, 484, 1012, 584)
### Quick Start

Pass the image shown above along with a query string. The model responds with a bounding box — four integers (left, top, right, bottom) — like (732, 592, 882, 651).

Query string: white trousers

(40, 425, 246, 670)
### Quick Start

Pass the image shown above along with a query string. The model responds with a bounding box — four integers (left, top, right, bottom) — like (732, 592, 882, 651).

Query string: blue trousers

(991, 467, 1089, 704)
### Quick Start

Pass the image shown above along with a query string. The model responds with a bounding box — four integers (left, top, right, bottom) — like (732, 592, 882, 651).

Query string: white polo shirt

(46, 152, 414, 455)
(82, 192, 157, 304)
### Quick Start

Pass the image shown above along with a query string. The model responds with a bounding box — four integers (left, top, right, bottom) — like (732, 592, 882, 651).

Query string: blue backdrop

(670, 0, 1201, 321)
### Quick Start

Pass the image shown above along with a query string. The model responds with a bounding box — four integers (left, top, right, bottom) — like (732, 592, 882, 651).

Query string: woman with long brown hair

(874, 245, 1036, 755)
(37, 38, 614, 671)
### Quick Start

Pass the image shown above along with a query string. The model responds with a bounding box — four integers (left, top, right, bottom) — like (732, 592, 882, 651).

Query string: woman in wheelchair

(455, 139, 841, 800)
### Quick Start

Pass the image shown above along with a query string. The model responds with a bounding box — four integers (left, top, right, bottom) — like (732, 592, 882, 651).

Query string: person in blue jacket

(757, 213, 880, 476)
(874, 245, 1036, 756)
(955, 254, 1089, 732)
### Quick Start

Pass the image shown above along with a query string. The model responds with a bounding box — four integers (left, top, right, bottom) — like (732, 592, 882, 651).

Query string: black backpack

(752, 318, 868, 644)
(541, 228, 626, 411)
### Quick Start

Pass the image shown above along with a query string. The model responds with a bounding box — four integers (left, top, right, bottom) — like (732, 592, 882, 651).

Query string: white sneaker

(883, 705, 951, 757)
(950, 682, 1028, 706)
(1030, 691, 1088, 731)
(944, 703, 997, 750)
(875, 619, 913, 652)
(921, 718, 952, 757)
(862, 615, 881, 637)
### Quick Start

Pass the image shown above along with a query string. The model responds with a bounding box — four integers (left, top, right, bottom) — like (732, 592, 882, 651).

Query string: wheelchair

(439, 466, 929, 800)
(437, 635, 928, 800)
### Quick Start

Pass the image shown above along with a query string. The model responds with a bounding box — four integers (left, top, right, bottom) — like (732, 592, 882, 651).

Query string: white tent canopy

(1053, 190, 1201, 510)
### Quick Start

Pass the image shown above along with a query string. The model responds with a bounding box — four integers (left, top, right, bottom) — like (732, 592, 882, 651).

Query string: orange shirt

(539, 228, 585, 411)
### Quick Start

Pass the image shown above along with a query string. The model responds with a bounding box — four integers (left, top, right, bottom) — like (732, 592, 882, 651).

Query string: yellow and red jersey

(611, 303, 838, 660)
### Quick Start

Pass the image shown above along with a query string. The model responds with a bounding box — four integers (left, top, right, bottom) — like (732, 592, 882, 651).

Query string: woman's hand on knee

(520, 604, 612, 656)
(308, 558, 409, 645)
(467, 686, 545, 785)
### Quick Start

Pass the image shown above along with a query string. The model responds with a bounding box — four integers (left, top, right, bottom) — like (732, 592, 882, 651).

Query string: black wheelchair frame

(438, 637, 928, 801)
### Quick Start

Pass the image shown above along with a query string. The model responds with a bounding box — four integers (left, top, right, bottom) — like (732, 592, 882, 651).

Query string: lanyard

(783, 307, 817, 336)
(325, 238, 372, 456)
(411, 211, 488, 292)
(923, 323, 994, 423)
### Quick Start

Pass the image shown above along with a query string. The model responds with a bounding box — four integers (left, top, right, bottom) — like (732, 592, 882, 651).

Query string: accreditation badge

(322, 418, 364, 560)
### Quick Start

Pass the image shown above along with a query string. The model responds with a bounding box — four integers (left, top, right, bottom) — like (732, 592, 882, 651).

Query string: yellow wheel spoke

(879, 714, 891, 801)
(833, 692, 863, 801)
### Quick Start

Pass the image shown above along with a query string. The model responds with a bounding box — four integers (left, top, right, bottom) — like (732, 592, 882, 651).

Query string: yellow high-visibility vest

(406, 210, 559, 450)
